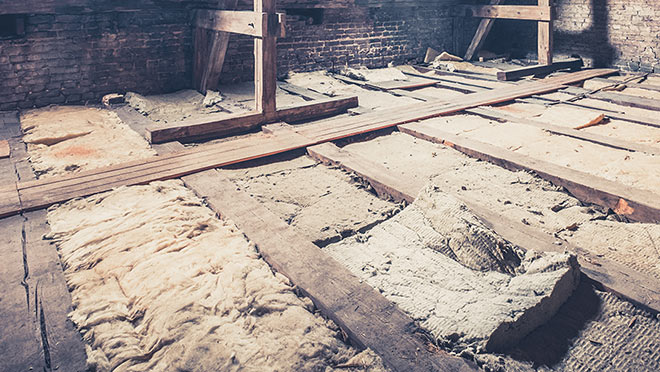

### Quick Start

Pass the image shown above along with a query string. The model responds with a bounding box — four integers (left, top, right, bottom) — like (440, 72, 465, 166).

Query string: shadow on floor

(505, 273, 602, 367)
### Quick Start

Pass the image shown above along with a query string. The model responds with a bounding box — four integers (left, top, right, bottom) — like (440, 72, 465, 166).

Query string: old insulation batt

(46, 180, 386, 372)
(325, 186, 580, 353)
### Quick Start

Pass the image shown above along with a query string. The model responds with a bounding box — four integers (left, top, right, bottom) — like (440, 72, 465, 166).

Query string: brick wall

(481, 0, 660, 72)
(0, 0, 461, 110)
(0, 6, 193, 111)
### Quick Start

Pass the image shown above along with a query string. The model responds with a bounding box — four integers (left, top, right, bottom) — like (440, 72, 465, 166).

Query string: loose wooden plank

(0, 139, 9, 158)
(464, 0, 503, 61)
(400, 70, 493, 93)
(276, 96, 359, 123)
(181, 169, 478, 372)
(466, 106, 660, 156)
(413, 64, 502, 82)
(278, 82, 328, 101)
(307, 142, 660, 313)
(369, 77, 440, 91)
(0, 69, 618, 218)
(497, 59, 583, 81)
(146, 95, 359, 143)
(148, 111, 265, 144)
(398, 121, 660, 223)
(458, 5, 552, 21)
(538, 0, 553, 65)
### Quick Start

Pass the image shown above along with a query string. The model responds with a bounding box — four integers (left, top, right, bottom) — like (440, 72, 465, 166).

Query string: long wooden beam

(195, 9, 285, 38)
(497, 58, 583, 81)
(398, 121, 660, 223)
(182, 170, 477, 372)
(459, 5, 552, 21)
(307, 142, 660, 313)
(0, 69, 617, 219)
(146, 95, 359, 143)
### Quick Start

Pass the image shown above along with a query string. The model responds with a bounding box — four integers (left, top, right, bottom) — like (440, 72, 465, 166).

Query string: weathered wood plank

(278, 82, 328, 101)
(276, 96, 359, 123)
(398, 121, 660, 223)
(195, 9, 285, 38)
(459, 5, 552, 21)
(307, 142, 660, 313)
(146, 95, 359, 143)
(497, 59, 582, 81)
(181, 169, 478, 372)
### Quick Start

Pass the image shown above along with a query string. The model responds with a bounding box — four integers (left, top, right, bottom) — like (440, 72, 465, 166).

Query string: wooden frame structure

(462, 0, 554, 65)
(181, 0, 359, 144)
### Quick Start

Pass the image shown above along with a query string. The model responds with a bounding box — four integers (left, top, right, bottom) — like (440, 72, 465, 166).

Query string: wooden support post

(538, 0, 553, 65)
(255, 0, 277, 116)
(464, 0, 502, 61)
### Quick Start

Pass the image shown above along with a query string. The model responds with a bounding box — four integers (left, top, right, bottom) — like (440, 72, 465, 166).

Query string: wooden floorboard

(0, 214, 48, 371)
(181, 169, 478, 372)
(398, 121, 660, 223)
(307, 142, 660, 313)
(23, 209, 88, 372)
(0, 128, 87, 371)
(0, 69, 618, 218)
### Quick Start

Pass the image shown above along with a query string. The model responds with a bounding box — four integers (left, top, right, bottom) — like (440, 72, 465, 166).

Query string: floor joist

(398, 121, 660, 223)
(466, 106, 660, 156)
(561, 86, 660, 112)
